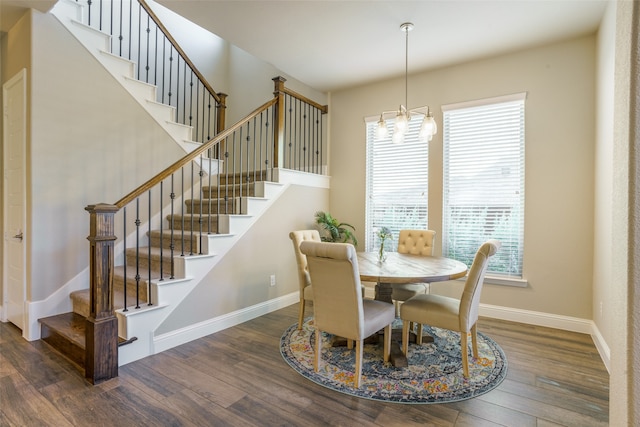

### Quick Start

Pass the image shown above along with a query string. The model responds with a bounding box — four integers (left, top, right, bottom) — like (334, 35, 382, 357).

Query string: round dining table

(356, 251, 468, 367)
(357, 251, 468, 304)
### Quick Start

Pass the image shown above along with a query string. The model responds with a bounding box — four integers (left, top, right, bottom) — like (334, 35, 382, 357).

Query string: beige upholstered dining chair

(392, 230, 437, 315)
(300, 241, 396, 388)
(289, 230, 322, 330)
(400, 240, 500, 378)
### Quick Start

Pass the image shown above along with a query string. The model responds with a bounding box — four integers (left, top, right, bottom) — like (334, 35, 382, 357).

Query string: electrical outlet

(270, 274, 276, 287)
(600, 301, 603, 316)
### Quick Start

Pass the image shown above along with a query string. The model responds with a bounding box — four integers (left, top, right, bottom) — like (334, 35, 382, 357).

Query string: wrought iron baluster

(287, 94, 293, 169)
(168, 46, 173, 108)
(252, 117, 257, 183)
(189, 71, 194, 134)
(122, 206, 128, 312)
(118, 0, 123, 56)
(159, 181, 164, 281)
(198, 155, 204, 254)
(180, 166, 185, 256)
(135, 198, 141, 309)
(189, 162, 194, 255)
(147, 189, 152, 305)
(144, 15, 151, 83)
(169, 174, 175, 279)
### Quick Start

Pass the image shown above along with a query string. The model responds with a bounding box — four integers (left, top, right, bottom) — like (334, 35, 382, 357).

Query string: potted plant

(314, 211, 358, 246)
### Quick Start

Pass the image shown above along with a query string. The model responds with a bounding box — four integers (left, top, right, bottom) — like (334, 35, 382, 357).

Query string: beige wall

(329, 35, 596, 319)
(608, 0, 636, 424)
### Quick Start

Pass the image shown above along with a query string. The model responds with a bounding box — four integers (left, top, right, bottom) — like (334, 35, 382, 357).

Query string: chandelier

(375, 22, 437, 144)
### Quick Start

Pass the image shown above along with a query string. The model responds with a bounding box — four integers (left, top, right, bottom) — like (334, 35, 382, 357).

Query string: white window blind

(442, 93, 526, 277)
(365, 115, 429, 252)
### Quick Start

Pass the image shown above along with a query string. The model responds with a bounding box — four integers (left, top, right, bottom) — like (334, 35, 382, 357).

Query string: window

(442, 93, 526, 278)
(365, 115, 429, 252)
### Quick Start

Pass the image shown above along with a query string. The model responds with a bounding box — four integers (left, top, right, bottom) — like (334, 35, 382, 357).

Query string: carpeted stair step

(125, 246, 174, 271)
(70, 281, 159, 318)
(113, 265, 176, 300)
(201, 183, 261, 199)
(147, 229, 199, 253)
(215, 171, 270, 186)
(165, 213, 221, 232)
(184, 198, 239, 215)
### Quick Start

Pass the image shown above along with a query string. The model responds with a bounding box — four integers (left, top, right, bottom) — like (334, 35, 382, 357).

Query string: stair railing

(74, 0, 227, 142)
(84, 77, 327, 383)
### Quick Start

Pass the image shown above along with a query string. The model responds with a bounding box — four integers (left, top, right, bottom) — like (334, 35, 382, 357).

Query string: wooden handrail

(138, 0, 222, 105)
(114, 97, 277, 208)
(272, 76, 328, 113)
(281, 87, 328, 114)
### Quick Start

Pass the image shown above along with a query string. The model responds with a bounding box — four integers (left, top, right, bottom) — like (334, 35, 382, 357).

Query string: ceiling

(2, 0, 608, 93)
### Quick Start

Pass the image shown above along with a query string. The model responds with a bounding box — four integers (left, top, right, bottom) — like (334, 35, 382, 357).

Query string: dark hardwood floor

(0, 303, 609, 426)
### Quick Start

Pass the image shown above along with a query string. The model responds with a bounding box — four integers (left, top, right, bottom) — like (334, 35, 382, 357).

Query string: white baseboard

(479, 303, 610, 372)
(589, 322, 611, 373)
(151, 298, 610, 371)
(152, 292, 299, 356)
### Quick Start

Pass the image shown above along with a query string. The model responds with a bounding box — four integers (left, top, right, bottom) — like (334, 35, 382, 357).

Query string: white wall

(329, 35, 596, 320)
(29, 10, 186, 300)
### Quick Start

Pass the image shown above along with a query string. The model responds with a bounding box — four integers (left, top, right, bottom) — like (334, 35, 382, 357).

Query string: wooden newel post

(272, 76, 286, 169)
(216, 93, 228, 157)
(85, 203, 119, 384)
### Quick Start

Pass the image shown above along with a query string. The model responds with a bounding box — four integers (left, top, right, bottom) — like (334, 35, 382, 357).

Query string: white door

(3, 69, 27, 331)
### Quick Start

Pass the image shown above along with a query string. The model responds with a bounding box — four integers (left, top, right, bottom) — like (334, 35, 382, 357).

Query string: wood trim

(273, 76, 328, 113)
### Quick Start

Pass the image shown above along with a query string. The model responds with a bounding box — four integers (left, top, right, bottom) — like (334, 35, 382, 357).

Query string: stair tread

(39, 312, 86, 347)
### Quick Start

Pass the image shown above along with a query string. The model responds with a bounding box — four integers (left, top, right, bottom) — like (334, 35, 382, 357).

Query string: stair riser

(215, 173, 269, 185)
(70, 286, 149, 319)
(202, 186, 258, 199)
(40, 319, 86, 369)
(185, 201, 235, 215)
(125, 255, 172, 272)
(148, 233, 198, 253)
(167, 217, 220, 233)
(114, 276, 150, 302)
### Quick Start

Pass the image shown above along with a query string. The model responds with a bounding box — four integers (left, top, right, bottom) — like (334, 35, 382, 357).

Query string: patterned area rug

(280, 318, 507, 404)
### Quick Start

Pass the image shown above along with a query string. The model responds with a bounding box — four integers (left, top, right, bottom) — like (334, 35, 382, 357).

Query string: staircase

(39, 169, 294, 367)
(37, 0, 328, 384)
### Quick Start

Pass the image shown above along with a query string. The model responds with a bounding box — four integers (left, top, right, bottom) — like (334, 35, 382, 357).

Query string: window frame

(442, 92, 527, 285)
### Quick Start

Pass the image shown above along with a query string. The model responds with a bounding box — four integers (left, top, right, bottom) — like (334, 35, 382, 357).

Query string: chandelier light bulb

(392, 129, 405, 144)
(376, 115, 388, 139)
(395, 108, 408, 132)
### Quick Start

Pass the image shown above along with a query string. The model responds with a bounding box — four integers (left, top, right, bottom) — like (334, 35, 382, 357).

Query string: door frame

(2, 68, 27, 332)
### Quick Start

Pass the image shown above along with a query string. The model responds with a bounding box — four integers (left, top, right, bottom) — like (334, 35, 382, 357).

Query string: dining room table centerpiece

(377, 226, 393, 263)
